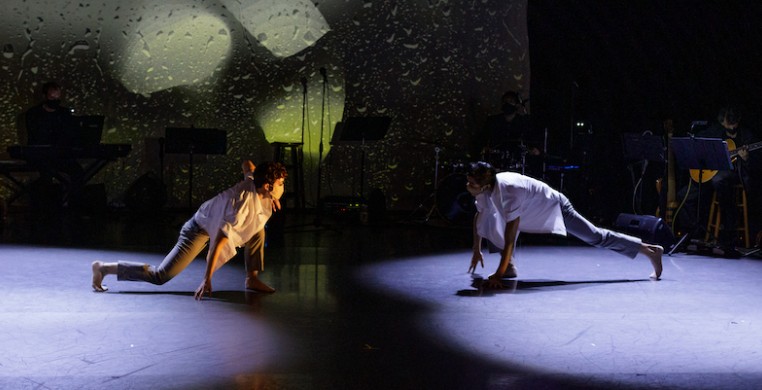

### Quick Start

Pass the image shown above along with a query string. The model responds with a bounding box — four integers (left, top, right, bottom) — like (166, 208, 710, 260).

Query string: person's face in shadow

(46, 88, 61, 101)
(721, 118, 738, 135)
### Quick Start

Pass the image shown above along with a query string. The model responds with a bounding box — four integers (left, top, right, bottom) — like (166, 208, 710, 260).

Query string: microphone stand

(301, 77, 307, 146)
(542, 127, 550, 180)
(315, 68, 328, 226)
(423, 146, 442, 221)
(297, 77, 307, 210)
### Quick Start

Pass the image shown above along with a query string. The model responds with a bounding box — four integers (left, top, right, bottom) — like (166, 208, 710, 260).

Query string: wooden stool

(271, 142, 305, 209)
(705, 184, 750, 248)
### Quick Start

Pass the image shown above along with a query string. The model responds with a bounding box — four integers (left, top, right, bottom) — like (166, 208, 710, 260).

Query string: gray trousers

(560, 194, 642, 258)
(117, 218, 265, 285)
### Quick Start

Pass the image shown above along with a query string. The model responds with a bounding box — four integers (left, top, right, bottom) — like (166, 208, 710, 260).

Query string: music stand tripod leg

(668, 228, 691, 255)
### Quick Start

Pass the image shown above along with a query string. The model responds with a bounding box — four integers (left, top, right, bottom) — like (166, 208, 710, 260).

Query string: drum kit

(407, 145, 472, 225)
(412, 140, 532, 225)
(408, 126, 584, 224)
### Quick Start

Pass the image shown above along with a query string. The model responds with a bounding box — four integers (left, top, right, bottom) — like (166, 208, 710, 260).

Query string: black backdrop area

(530, 1, 762, 135)
(0, 0, 529, 211)
(528, 1, 762, 223)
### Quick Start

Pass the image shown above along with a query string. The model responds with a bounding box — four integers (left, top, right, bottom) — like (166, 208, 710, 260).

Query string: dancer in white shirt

(91, 161, 287, 300)
(465, 161, 663, 289)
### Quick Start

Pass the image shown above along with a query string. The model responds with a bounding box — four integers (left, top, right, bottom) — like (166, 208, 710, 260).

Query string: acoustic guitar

(689, 138, 762, 183)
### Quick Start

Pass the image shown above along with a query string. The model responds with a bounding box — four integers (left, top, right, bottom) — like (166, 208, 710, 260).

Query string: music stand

(331, 116, 391, 199)
(164, 127, 227, 208)
(622, 133, 665, 163)
(622, 133, 665, 213)
(668, 137, 732, 255)
(72, 115, 105, 146)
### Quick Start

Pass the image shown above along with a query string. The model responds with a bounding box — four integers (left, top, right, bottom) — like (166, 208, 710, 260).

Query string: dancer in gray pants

(464, 161, 663, 289)
(91, 161, 286, 300)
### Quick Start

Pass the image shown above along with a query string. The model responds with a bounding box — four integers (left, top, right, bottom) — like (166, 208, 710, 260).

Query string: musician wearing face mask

(22, 81, 85, 211)
(475, 91, 541, 175)
(25, 81, 75, 146)
(465, 161, 664, 289)
(91, 161, 287, 300)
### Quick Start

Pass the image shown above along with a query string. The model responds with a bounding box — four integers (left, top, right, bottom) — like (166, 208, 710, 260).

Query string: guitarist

(678, 106, 757, 256)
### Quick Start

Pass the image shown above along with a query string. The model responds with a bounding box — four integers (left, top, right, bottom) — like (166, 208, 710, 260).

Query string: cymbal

(411, 138, 448, 146)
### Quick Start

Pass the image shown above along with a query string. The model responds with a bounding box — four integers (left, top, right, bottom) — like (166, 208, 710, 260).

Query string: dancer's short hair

(252, 161, 287, 188)
(466, 161, 497, 186)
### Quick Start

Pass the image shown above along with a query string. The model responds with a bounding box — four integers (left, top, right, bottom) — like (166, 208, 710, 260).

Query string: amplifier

(614, 213, 674, 249)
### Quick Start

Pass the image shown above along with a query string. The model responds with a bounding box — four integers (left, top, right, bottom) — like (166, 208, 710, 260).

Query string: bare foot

(245, 276, 275, 293)
(91, 261, 108, 292)
(643, 244, 663, 280)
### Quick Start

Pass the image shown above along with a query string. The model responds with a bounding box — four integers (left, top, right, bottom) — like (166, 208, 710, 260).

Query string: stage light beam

(228, 0, 330, 58)
(116, 7, 231, 95)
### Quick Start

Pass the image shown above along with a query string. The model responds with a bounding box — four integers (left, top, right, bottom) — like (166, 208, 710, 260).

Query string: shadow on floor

(457, 276, 652, 297)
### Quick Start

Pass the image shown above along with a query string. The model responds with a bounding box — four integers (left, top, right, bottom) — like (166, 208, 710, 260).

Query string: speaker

(614, 213, 674, 249)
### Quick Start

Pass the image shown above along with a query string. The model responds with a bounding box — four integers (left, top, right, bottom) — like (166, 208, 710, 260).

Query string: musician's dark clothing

(24, 103, 83, 210)
(476, 113, 538, 174)
(677, 124, 757, 250)
(481, 113, 530, 150)
(25, 103, 74, 146)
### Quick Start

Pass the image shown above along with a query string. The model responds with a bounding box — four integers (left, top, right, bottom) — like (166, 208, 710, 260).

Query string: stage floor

(1, 211, 761, 389)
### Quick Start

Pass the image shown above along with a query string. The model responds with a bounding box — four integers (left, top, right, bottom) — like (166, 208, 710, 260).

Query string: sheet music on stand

(670, 137, 732, 172)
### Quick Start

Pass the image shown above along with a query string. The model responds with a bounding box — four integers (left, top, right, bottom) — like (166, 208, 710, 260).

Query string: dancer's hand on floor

(195, 278, 212, 300)
(469, 252, 484, 273)
(483, 273, 505, 289)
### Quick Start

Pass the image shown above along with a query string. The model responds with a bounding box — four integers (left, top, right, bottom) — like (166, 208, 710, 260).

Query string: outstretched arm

(194, 233, 229, 300)
(469, 212, 484, 273)
(484, 217, 520, 288)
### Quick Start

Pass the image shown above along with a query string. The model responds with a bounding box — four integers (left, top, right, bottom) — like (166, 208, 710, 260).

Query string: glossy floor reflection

(1, 209, 762, 389)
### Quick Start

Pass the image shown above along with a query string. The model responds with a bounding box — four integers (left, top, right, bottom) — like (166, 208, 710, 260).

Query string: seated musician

(23, 81, 83, 208)
(475, 91, 541, 176)
(677, 106, 758, 256)
(25, 81, 76, 146)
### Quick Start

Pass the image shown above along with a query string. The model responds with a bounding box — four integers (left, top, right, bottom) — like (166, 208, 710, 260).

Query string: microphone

(300, 77, 307, 93)
(319, 67, 327, 80)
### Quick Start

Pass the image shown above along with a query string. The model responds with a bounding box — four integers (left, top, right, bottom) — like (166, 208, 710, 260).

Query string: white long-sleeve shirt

(193, 176, 273, 269)
(474, 172, 566, 249)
